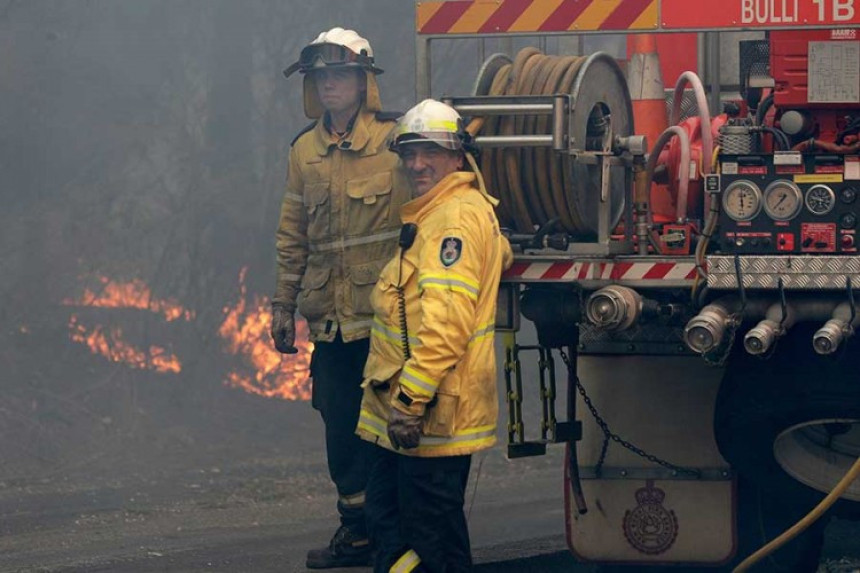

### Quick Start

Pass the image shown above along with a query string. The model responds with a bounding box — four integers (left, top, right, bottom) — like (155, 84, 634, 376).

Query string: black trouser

(310, 331, 373, 532)
(365, 446, 473, 573)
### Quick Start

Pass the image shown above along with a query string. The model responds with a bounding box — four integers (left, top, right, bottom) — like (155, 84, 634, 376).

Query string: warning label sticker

(809, 41, 860, 103)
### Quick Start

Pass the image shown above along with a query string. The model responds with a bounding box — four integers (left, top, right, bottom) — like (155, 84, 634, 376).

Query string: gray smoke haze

(0, 0, 474, 483)
(0, 0, 614, 482)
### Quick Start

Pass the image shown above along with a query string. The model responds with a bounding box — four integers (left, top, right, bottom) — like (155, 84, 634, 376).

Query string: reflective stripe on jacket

(274, 109, 410, 343)
(357, 171, 513, 457)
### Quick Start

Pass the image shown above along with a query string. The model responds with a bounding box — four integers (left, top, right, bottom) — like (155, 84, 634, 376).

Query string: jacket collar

(311, 108, 377, 156)
(401, 171, 477, 224)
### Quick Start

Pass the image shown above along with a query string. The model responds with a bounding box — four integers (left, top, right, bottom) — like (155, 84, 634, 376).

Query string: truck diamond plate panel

(707, 256, 860, 290)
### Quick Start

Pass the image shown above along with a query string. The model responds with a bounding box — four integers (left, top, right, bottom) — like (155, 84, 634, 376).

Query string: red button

(842, 234, 855, 249)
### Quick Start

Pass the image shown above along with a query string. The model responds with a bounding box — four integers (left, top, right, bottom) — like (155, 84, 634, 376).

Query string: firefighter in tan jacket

(271, 27, 409, 569)
(356, 100, 512, 573)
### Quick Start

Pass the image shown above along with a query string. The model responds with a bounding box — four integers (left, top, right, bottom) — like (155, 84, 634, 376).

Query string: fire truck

(414, 1, 859, 570)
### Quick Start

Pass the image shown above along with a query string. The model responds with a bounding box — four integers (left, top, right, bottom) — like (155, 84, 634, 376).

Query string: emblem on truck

(622, 480, 679, 555)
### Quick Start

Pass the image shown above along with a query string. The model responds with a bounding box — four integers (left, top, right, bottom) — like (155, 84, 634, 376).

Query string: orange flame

(63, 271, 312, 398)
(217, 267, 313, 401)
(68, 315, 182, 373)
(63, 276, 195, 322)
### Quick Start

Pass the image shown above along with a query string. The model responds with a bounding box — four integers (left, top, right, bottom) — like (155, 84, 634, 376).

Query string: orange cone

(627, 34, 674, 223)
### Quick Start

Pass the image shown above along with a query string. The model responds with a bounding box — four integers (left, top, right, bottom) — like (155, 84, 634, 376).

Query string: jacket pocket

(297, 265, 333, 323)
(350, 258, 388, 316)
(304, 181, 331, 239)
(422, 366, 462, 437)
(345, 171, 393, 234)
(371, 256, 415, 320)
(422, 392, 459, 438)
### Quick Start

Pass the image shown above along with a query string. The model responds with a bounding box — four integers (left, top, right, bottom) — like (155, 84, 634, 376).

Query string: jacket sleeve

(273, 148, 307, 311)
(392, 207, 487, 416)
(501, 235, 514, 271)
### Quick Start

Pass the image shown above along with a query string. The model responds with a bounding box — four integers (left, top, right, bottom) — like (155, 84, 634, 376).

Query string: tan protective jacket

(356, 171, 513, 457)
(274, 109, 410, 343)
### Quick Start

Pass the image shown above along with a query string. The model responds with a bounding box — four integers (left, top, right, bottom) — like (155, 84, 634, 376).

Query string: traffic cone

(627, 34, 674, 223)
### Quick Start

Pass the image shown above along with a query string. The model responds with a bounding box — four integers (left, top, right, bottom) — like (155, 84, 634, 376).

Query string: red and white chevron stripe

(503, 260, 698, 282)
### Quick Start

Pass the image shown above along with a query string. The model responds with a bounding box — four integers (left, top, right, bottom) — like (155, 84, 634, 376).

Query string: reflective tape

(372, 318, 420, 347)
(400, 366, 438, 397)
(418, 274, 481, 300)
(469, 323, 495, 344)
(390, 549, 422, 573)
(283, 192, 304, 203)
(420, 271, 479, 289)
(340, 319, 374, 333)
(310, 229, 401, 252)
(359, 409, 388, 435)
(339, 491, 366, 507)
(421, 425, 496, 449)
(282, 273, 303, 282)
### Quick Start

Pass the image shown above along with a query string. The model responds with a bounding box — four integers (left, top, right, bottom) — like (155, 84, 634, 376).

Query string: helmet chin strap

(464, 152, 498, 207)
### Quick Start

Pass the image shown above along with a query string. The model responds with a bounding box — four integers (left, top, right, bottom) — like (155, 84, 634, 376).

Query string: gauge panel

(717, 154, 860, 254)
(763, 180, 803, 221)
(805, 185, 836, 216)
(722, 180, 762, 222)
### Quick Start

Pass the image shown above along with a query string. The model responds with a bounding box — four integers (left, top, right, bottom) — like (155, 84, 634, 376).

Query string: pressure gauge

(722, 180, 762, 222)
(763, 180, 803, 221)
(805, 184, 836, 216)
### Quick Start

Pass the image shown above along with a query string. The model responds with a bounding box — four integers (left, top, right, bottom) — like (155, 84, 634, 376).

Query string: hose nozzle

(684, 302, 735, 354)
(744, 302, 795, 355)
(813, 319, 849, 355)
(585, 286, 643, 331)
(813, 301, 859, 355)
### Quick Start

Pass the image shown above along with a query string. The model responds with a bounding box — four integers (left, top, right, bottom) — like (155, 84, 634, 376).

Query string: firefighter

(356, 99, 513, 572)
(271, 27, 409, 569)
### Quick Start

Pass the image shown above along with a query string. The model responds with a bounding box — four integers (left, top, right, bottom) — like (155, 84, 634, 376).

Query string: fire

(63, 270, 313, 400)
(63, 276, 189, 374)
(67, 315, 182, 374)
(63, 276, 195, 322)
(218, 267, 313, 401)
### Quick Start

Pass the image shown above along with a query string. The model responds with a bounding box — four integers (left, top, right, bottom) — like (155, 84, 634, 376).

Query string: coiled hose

(467, 48, 630, 236)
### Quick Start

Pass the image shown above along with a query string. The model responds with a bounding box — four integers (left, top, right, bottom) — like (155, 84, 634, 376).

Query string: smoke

(0, 1, 567, 482)
(0, 1, 423, 480)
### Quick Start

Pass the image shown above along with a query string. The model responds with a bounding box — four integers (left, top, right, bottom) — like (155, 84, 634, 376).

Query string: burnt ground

(1, 325, 858, 572)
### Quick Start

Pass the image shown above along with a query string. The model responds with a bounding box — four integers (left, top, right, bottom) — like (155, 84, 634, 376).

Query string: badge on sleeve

(440, 237, 463, 267)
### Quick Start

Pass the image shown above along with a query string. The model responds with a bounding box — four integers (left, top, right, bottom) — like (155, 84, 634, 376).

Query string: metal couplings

(585, 286, 643, 332)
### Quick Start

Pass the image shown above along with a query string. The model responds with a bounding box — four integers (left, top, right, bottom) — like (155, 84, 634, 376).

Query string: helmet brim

(390, 132, 462, 153)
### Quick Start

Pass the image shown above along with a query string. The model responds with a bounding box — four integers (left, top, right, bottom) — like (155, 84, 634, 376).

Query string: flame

(63, 270, 313, 398)
(63, 276, 195, 322)
(68, 315, 182, 373)
(218, 267, 313, 401)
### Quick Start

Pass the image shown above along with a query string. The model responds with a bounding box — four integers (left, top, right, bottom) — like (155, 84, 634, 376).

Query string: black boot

(306, 524, 372, 569)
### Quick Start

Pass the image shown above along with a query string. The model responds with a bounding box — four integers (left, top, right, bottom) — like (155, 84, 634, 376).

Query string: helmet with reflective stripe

(390, 99, 469, 153)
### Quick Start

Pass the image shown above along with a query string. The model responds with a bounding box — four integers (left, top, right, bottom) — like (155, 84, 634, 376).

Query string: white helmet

(390, 99, 469, 153)
(284, 27, 384, 119)
(283, 27, 383, 78)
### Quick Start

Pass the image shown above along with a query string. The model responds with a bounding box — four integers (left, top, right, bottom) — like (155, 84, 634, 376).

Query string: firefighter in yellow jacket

(356, 99, 512, 573)
(271, 27, 409, 569)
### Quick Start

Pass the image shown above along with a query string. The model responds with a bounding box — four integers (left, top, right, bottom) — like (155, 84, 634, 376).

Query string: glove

(270, 303, 298, 354)
(387, 407, 423, 450)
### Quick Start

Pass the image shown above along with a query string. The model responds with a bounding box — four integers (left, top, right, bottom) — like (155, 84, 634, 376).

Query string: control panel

(716, 153, 860, 254)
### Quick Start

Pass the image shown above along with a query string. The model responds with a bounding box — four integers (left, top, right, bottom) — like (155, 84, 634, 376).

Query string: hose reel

(453, 47, 635, 244)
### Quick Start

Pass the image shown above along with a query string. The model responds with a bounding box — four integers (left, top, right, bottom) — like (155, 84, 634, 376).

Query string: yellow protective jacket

(274, 109, 410, 343)
(356, 171, 513, 457)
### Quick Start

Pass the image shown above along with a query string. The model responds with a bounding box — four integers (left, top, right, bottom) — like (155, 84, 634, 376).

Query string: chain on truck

(414, 0, 860, 570)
